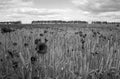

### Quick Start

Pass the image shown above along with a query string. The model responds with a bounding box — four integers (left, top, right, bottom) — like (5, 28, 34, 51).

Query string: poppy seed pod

(35, 43, 47, 54)
(1, 27, 15, 34)
(31, 56, 37, 64)
(34, 39, 41, 45)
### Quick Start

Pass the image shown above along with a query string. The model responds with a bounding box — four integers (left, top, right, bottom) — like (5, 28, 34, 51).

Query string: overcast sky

(0, 0, 120, 23)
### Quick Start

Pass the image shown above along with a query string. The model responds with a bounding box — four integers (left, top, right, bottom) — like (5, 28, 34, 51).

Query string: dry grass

(0, 26, 120, 79)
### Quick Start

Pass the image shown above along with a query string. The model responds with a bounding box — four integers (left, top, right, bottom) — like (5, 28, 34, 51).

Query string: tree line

(0, 21, 21, 25)
(92, 21, 120, 24)
(31, 20, 88, 24)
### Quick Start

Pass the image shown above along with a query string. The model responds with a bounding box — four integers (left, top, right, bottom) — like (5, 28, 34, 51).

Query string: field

(0, 24, 120, 79)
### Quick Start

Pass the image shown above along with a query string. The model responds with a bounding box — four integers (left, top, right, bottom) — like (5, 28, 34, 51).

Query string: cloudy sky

(0, 0, 120, 23)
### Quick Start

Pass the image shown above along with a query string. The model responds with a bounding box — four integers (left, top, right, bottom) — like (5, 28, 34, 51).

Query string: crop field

(0, 24, 120, 79)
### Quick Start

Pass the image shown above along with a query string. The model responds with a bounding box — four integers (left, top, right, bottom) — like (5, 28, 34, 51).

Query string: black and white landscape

(0, 0, 120, 79)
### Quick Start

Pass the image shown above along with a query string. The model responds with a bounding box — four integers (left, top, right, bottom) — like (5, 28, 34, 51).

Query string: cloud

(8, 7, 71, 16)
(0, 0, 14, 9)
(5, 7, 72, 23)
(72, 0, 120, 13)
(0, 0, 71, 17)
(0, 0, 33, 10)
(0, 0, 74, 23)
(98, 12, 120, 20)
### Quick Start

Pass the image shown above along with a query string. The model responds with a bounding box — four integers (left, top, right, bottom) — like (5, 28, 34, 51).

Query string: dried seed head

(7, 50, 13, 58)
(44, 30, 48, 33)
(24, 43, 29, 47)
(1, 27, 15, 34)
(40, 33, 44, 36)
(0, 59, 3, 62)
(35, 43, 47, 54)
(13, 42, 17, 46)
(12, 61, 18, 69)
(44, 38, 48, 43)
(31, 56, 37, 64)
(35, 39, 41, 45)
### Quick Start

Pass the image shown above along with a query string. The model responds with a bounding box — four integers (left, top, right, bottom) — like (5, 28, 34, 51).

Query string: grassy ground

(0, 24, 120, 79)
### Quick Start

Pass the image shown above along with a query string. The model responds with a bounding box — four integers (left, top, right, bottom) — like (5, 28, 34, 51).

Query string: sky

(0, 0, 120, 23)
